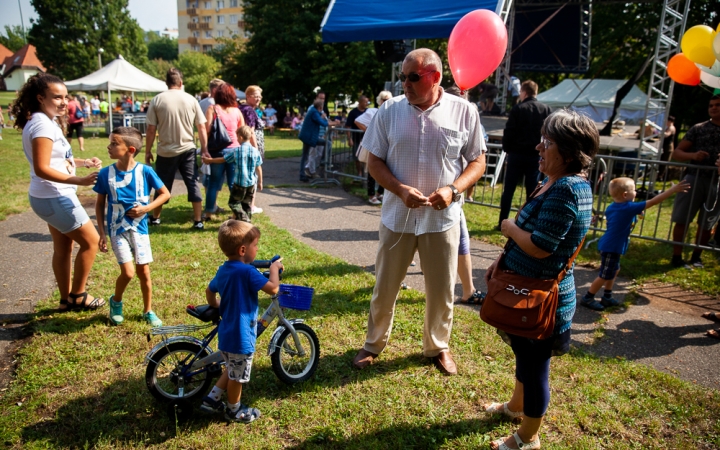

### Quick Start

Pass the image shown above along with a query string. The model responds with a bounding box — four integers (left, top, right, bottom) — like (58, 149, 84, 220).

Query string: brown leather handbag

(480, 240, 583, 340)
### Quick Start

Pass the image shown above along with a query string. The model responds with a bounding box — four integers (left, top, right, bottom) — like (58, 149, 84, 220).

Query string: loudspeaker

(374, 40, 412, 63)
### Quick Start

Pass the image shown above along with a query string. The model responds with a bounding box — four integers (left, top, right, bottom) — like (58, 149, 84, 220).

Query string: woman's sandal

(701, 312, 720, 323)
(68, 292, 106, 311)
(455, 290, 485, 306)
(491, 432, 540, 450)
(58, 299, 72, 313)
(706, 329, 720, 340)
(484, 402, 524, 419)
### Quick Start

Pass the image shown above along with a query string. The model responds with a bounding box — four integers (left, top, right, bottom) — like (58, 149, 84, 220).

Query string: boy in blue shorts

(581, 177, 689, 311)
(202, 125, 263, 222)
(94, 127, 171, 325)
(201, 220, 283, 423)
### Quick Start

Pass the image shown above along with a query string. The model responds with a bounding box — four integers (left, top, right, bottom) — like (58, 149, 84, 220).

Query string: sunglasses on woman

(397, 70, 436, 83)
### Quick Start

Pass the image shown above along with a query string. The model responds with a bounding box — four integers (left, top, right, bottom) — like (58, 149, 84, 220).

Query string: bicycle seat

(186, 304, 220, 323)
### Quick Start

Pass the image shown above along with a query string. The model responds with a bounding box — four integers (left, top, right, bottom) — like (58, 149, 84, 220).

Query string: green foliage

(218, 0, 386, 108)
(144, 58, 175, 80)
(28, 0, 148, 80)
(174, 51, 220, 95)
(147, 36, 178, 62)
(0, 25, 27, 52)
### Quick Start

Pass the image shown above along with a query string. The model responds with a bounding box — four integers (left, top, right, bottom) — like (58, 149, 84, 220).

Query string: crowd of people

(8, 47, 720, 441)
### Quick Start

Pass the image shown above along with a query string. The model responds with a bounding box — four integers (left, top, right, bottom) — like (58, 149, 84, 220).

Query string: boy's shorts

(111, 229, 153, 265)
(220, 351, 254, 383)
(598, 252, 621, 280)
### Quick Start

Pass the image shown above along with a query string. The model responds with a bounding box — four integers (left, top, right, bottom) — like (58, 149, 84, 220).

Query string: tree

(174, 51, 220, 95)
(146, 58, 175, 80)
(0, 25, 27, 52)
(148, 36, 178, 61)
(28, 0, 148, 80)
(219, 0, 386, 108)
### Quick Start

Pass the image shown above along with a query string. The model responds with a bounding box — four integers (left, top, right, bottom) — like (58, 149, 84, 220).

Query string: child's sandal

(69, 292, 106, 310)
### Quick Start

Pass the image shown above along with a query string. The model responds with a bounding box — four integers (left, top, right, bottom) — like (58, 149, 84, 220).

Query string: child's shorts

(220, 351, 254, 383)
(598, 252, 621, 280)
(111, 229, 153, 265)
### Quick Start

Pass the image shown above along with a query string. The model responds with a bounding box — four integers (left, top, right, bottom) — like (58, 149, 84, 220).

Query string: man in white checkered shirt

(352, 48, 487, 375)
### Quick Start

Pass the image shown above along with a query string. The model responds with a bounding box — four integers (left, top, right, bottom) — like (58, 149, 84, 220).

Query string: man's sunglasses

(397, 71, 436, 83)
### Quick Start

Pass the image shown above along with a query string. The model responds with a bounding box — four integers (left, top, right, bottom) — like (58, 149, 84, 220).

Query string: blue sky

(1, 0, 179, 34)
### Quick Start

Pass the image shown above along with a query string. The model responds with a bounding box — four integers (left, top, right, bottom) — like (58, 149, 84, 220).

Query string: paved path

(1, 157, 719, 391)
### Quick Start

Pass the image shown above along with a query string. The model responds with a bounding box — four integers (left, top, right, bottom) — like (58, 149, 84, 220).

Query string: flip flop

(455, 290, 485, 305)
(701, 312, 720, 323)
(706, 329, 720, 340)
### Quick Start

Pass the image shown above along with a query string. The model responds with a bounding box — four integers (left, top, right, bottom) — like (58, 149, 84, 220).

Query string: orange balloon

(667, 53, 701, 85)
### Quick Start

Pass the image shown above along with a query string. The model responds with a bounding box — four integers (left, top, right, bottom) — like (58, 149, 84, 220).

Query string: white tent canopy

(64, 55, 167, 92)
(64, 55, 167, 131)
(536, 79, 662, 125)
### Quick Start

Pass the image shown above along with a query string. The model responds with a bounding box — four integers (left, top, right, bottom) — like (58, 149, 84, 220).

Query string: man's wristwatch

(447, 184, 461, 202)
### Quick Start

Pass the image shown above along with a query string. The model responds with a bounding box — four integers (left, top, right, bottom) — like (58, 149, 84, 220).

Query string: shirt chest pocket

(440, 127, 467, 159)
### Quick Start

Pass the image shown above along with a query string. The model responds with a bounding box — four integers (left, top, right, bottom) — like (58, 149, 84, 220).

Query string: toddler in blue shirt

(201, 220, 283, 423)
(581, 177, 689, 311)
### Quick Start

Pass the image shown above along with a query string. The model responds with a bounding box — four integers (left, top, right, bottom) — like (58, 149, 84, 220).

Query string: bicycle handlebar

(250, 254, 281, 269)
(251, 255, 283, 279)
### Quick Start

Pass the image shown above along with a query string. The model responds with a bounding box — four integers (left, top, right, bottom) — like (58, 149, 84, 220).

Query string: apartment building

(177, 0, 246, 54)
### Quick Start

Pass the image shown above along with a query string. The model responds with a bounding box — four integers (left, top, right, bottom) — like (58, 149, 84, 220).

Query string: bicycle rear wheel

(145, 342, 213, 402)
(270, 323, 320, 384)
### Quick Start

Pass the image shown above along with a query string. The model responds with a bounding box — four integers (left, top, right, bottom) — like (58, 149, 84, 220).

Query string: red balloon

(667, 53, 701, 86)
(448, 10, 508, 90)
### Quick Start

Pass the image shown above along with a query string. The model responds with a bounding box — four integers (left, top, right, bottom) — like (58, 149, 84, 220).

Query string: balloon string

(460, 89, 467, 96)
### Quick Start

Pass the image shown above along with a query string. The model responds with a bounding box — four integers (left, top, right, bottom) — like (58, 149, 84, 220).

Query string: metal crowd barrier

(470, 150, 720, 253)
(319, 127, 366, 185)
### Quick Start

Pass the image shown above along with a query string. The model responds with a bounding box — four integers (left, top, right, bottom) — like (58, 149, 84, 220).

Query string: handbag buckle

(506, 285, 530, 296)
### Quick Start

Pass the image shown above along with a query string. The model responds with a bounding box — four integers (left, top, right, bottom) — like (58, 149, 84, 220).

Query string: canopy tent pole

(108, 86, 112, 134)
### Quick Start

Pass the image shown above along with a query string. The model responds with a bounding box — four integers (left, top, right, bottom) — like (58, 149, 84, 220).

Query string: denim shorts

(29, 194, 89, 234)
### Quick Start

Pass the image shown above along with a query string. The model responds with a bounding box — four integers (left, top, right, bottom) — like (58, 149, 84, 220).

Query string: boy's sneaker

(580, 297, 605, 311)
(143, 311, 163, 327)
(192, 220, 205, 230)
(600, 296, 621, 307)
(149, 217, 161, 226)
(200, 396, 226, 414)
(688, 258, 704, 269)
(225, 404, 261, 423)
(109, 295, 124, 325)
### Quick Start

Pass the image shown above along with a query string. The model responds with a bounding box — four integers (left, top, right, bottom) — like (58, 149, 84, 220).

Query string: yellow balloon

(681, 25, 717, 67)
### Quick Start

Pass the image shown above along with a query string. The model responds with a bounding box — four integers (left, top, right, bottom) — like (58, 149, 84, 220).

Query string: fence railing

(323, 128, 720, 252)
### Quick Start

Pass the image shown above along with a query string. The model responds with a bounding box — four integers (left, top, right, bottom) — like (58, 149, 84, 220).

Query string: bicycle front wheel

(270, 323, 320, 384)
(145, 342, 213, 402)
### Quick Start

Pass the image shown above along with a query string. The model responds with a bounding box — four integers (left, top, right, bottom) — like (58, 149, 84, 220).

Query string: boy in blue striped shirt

(203, 125, 262, 222)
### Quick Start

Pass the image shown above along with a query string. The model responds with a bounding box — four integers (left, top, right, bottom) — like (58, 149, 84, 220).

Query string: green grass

(264, 135, 302, 159)
(0, 205, 719, 448)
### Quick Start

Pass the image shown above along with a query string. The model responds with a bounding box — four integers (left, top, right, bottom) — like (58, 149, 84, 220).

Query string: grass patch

(0, 204, 718, 448)
(264, 135, 302, 159)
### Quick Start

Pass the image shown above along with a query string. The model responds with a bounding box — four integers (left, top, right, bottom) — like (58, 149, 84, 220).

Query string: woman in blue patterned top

(486, 110, 597, 450)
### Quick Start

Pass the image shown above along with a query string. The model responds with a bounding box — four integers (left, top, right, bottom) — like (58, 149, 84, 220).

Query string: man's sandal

(701, 312, 720, 323)
(491, 432, 540, 450)
(68, 292, 106, 311)
(484, 402, 524, 419)
(706, 329, 720, 340)
(455, 290, 485, 306)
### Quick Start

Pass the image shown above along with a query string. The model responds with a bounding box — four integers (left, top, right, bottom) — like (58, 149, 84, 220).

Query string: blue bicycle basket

(277, 284, 314, 310)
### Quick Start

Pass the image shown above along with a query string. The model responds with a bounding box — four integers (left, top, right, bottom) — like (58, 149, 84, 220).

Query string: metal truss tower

(638, 0, 691, 153)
